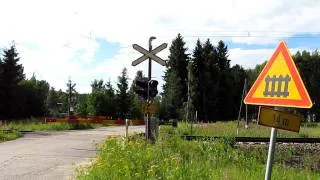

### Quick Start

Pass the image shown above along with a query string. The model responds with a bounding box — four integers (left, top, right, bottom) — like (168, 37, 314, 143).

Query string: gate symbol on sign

(263, 75, 291, 97)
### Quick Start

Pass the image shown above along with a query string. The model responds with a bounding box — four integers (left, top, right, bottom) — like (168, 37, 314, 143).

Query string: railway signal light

(133, 78, 158, 100)
(149, 80, 158, 98)
(133, 78, 149, 100)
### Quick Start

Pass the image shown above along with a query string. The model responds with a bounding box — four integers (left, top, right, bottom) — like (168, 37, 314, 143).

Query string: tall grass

(0, 130, 22, 142)
(161, 121, 320, 138)
(0, 118, 100, 142)
(77, 135, 320, 180)
(0, 118, 98, 131)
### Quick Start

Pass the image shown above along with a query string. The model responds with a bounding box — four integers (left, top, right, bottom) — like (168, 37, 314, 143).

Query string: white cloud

(0, 0, 320, 93)
(230, 47, 313, 69)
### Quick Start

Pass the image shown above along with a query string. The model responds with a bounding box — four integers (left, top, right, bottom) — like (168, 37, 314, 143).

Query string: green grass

(77, 135, 320, 180)
(77, 121, 320, 179)
(1, 118, 100, 131)
(0, 118, 101, 142)
(0, 130, 22, 142)
(161, 121, 320, 138)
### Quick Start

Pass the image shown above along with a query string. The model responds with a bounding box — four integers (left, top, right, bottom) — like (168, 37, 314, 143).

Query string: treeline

(160, 34, 246, 122)
(1, 36, 319, 122)
(160, 34, 320, 122)
(0, 44, 49, 119)
(0, 44, 151, 120)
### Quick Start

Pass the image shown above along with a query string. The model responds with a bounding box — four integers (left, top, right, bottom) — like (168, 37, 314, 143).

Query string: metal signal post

(146, 37, 156, 141)
(132, 36, 167, 142)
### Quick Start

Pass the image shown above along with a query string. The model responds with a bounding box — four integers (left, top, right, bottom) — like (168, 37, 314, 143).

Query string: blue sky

(0, 0, 320, 93)
(227, 34, 320, 50)
(93, 38, 120, 64)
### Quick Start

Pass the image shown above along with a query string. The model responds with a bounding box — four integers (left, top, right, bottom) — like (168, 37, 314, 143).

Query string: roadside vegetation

(0, 130, 22, 142)
(2, 35, 320, 132)
(161, 121, 320, 138)
(77, 133, 320, 180)
(77, 121, 320, 179)
(0, 118, 98, 131)
(0, 118, 100, 142)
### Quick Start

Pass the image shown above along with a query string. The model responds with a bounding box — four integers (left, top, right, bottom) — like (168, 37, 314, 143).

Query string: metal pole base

(265, 127, 277, 180)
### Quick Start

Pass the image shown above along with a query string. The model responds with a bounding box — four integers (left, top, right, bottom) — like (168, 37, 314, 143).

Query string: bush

(77, 135, 320, 180)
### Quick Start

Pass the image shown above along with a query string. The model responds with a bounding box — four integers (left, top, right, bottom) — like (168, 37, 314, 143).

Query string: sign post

(132, 37, 167, 142)
(265, 127, 277, 180)
(244, 41, 312, 180)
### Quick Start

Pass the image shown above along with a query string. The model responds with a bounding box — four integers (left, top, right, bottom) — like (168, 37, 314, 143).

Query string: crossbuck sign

(132, 43, 167, 66)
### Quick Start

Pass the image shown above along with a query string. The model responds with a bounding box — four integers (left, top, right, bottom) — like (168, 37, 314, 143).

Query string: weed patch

(0, 118, 100, 142)
(0, 130, 22, 142)
(77, 135, 320, 180)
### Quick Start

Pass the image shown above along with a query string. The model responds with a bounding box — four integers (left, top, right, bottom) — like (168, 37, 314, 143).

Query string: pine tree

(0, 57, 4, 118)
(87, 79, 107, 116)
(229, 64, 246, 119)
(189, 39, 204, 121)
(216, 40, 230, 71)
(215, 40, 232, 120)
(202, 39, 219, 121)
(129, 70, 144, 119)
(116, 68, 131, 118)
(91, 79, 104, 91)
(167, 34, 189, 104)
(162, 34, 189, 119)
(18, 75, 50, 118)
(46, 87, 60, 116)
(37, 80, 50, 115)
(0, 43, 24, 119)
(105, 80, 116, 116)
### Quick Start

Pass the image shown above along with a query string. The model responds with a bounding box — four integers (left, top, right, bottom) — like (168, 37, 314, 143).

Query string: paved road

(0, 126, 144, 180)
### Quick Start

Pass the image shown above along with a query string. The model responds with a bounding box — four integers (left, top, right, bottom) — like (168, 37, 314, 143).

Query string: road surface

(0, 126, 144, 180)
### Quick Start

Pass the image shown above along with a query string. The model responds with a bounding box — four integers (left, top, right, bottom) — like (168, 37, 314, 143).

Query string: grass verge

(1, 118, 100, 131)
(76, 135, 320, 180)
(0, 118, 102, 142)
(0, 130, 22, 142)
(161, 121, 320, 138)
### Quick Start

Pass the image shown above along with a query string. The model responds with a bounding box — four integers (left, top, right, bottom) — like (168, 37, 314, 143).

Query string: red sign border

(244, 41, 312, 108)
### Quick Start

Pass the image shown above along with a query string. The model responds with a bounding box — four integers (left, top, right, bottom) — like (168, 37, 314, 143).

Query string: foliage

(294, 50, 320, 121)
(116, 68, 131, 118)
(0, 43, 25, 119)
(128, 71, 144, 119)
(162, 34, 189, 120)
(77, 134, 320, 180)
(0, 118, 97, 132)
(86, 79, 116, 116)
(0, 118, 98, 142)
(161, 121, 320, 138)
(0, 130, 22, 142)
(76, 94, 88, 116)
(183, 38, 246, 122)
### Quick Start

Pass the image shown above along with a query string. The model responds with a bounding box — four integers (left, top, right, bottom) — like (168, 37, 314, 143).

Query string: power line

(181, 34, 320, 38)
(154, 28, 320, 34)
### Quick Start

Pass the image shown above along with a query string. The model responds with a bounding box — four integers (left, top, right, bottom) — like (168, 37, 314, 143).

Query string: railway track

(181, 135, 320, 143)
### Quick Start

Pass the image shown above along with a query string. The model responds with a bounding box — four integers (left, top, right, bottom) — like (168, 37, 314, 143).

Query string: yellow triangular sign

(244, 41, 312, 108)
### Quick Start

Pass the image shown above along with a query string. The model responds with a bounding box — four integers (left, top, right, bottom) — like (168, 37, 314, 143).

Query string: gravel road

(0, 126, 144, 180)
